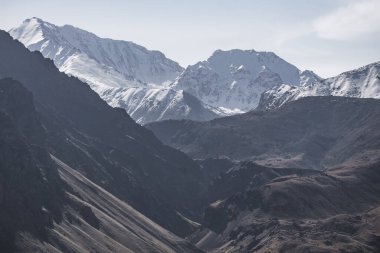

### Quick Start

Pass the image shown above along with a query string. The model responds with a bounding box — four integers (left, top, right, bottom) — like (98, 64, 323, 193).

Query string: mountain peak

(172, 48, 311, 112)
(23, 17, 43, 23)
(300, 69, 319, 76)
(21, 17, 56, 29)
(209, 49, 258, 59)
(11, 19, 184, 86)
(10, 17, 51, 47)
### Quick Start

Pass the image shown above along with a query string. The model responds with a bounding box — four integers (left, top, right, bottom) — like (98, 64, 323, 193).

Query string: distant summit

(171, 49, 321, 112)
(258, 61, 380, 110)
(11, 17, 183, 85)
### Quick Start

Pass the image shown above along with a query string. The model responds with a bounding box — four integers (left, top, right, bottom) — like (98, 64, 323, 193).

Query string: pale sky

(1, 0, 379, 78)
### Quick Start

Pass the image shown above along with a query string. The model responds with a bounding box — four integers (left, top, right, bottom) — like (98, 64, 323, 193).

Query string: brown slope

(14, 156, 202, 253)
(189, 157, 380, 252)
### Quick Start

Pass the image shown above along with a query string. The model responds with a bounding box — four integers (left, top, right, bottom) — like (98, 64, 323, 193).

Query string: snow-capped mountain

(258, 61, 380, 110)
(171, 49, 321, 113)
(10, 18, 221, 124)
(10, 18, 323, 121)
(99, 86, 219, 124)
(10, 17, 183, 86)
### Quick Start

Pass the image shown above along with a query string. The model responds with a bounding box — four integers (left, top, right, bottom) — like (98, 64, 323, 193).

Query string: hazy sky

(1, 0, 379, 77)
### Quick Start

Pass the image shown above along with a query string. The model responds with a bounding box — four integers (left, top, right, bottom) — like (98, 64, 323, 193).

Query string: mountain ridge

(0, 79, 200, 252)
(171, 48, 321, 112)
(147, 96, 380, 170)
(10, 17, 183, 85)
(258, 61, 380, 110)
(0, 29, 207, 237)
(10, 18, 222, 124)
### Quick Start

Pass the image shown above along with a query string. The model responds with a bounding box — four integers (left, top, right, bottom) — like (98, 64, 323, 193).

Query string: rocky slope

(14, 155, 201, 253)
(0, 79, 200, 252)
(258, 61, 380, 110)
(189, 158, 380, 252)
(0, 78, 63, 252)
(146, 93, 380, 252)
(171, 49, 320, 113)
(0, 30, 208, 237)
(147, 96, 380, 170)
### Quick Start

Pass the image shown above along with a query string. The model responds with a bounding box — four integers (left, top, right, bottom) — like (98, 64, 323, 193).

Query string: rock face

(15, 155, 201, 253)
(147, 96, 380, 170)
(258, 61, 380, 110)
(0, 30, 207, 237)
(171, 49, 320, 113)
(0, 78, 63, 252)
(10, 18, 219, 124)
(189, 160, 380, 253)
(0, 79, 200, 252)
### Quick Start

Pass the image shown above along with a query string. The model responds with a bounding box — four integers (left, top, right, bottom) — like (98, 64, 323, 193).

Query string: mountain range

(9, 18, 376, 125)
(258, 61, 380, 110)
(10, 18, 380, 125)
(2, 17, 380, 253)
(9, 18, 219, 124)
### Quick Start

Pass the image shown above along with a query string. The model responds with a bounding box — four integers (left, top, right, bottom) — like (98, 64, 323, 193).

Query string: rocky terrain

(147, 94, 380, 252)
(0, 30, 209, 240)
(189, 158, 380, 252)
(147, 96, 380, 170)
(14, 155, 201, 253)
(0, 78, 63, 252)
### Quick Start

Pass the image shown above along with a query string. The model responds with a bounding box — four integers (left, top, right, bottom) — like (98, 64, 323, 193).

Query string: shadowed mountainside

(189, 158, 380, 252)
(0, 30, 207, 237)
(0, 78, 64, 252)
(147, 96, 380, 170)
(0, 78, 201, 252)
